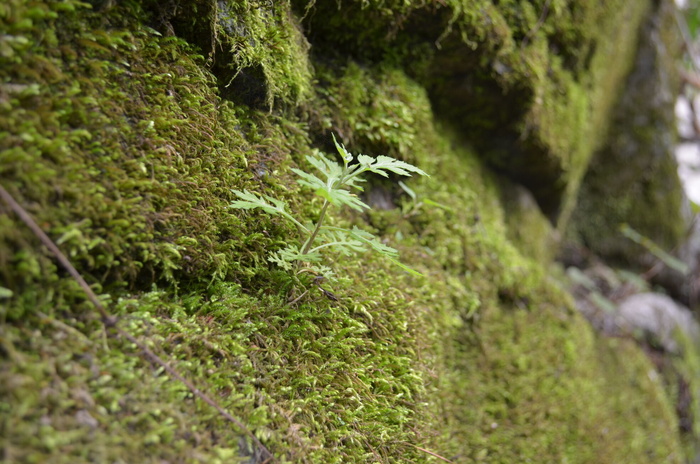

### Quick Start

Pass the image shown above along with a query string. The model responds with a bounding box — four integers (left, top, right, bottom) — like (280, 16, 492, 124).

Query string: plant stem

(301, 199, 330, 255)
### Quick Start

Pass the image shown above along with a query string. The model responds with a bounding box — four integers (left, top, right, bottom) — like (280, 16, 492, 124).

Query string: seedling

(230, 135, 428, 285)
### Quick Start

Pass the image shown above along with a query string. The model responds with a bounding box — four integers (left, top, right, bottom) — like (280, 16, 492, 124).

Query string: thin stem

(283, 213, 310, 234)
(301, 199, 331, 255)
(309, 240, 357, 254)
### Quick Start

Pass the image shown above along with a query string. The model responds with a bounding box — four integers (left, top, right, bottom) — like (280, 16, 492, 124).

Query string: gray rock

(616, 292, 699, 353)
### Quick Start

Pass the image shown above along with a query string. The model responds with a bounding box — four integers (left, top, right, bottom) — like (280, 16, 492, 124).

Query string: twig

(521, 0, 552, 48)
(402, 442, 455, 463)
(674, 6, 700, 72)
(0, 184, 273, 462)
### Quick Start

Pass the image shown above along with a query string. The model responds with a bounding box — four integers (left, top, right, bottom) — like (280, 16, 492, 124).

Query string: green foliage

(231, 135, 427, 281)
(684, 2, 700, 39)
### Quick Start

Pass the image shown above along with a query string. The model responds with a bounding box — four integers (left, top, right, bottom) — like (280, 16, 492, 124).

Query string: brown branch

(401, 442, 455, 463)
(521, 0, 552, 48)
(0, 184, 273, 462)
(681, 68, 700, 90)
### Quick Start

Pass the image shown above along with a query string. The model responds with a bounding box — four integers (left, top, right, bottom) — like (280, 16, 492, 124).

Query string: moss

(570, 0, 687, 268)
(0, 0, 692, 463)
(153, 0, 313, 109)
(295, 0, 651, 222)
(676, 333, 700, 459)
(500, 182, 558, 265)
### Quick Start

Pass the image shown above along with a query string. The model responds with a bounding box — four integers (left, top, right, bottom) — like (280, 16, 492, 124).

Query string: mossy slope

(0, 0, 688, 463)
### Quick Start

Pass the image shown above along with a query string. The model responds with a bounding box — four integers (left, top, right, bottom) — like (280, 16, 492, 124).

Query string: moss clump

(151, 0, 313, 109)
(500, 182, 558, 265)
(0, 0, 692, 463)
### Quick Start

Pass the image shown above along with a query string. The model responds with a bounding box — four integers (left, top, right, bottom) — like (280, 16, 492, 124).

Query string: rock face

(568, 259, 700, 462)
(0, 0, 696, 463)
(293, 0, 652, 223)
(570, 0, 688, 268)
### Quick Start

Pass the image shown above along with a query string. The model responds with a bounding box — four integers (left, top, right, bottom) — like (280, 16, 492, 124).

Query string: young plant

(230, 135, 428, 283)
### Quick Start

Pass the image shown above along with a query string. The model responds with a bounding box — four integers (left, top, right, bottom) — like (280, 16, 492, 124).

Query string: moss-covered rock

(570, 0, 687, 270)
(293, 0, 651, 224)
(0, 0, 694, 462)
(156, 0, 313, 109)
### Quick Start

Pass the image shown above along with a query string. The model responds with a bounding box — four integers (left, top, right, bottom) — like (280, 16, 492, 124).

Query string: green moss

(0, 0, 692, 462)
(500, 182, 558, 265)
(144, 0, 313, 109)
(296, 0, 652, 222)
(570, 0, 686, 267)
(206, 0, 313, 109)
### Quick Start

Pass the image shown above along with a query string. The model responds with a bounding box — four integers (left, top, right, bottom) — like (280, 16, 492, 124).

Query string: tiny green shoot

(230, 134, 428, 284)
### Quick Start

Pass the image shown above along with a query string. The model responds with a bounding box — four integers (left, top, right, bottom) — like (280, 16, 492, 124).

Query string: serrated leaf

(357, 154, 374, 166)
(304, 152, 343, 183)
(233, 135, 429, 285)
(328, 189, 368, 211)
(311, 228, 366, 255)
(230, 189, 308, 232)
(269, 246, 321, 270)
(292, 168, 328, 192)
(367, 155, 428, 178)
(346, 226, 400, 257)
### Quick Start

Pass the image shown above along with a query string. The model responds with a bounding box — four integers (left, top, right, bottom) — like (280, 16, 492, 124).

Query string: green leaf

(307, 152, 343, 181)
(386, 256, 424, 277)
(589, 291, 617, 314)
(332, 133, 353, 164)
(230, 189, 308, 232)
(345, 226, 400, 257)
(291, 167, 330, 193)
(293, 167, 368, 211)
(422, 198, 452, 212)
(397, 180, 416, 201)
(233, 135, 430, 286)
(365, 155, 428, 178)
(268, 246, 321, 270)
(311, 228, 367, 255)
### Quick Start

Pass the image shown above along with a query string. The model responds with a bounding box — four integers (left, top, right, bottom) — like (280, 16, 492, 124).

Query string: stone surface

(293, 0, 652, 222)
(617, 292, 700, 353)
(571, 0, 688, 269)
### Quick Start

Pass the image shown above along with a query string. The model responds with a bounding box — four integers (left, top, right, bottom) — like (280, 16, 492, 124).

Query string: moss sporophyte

(230, 135, 428, 289)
